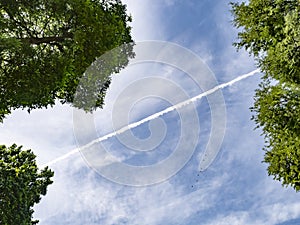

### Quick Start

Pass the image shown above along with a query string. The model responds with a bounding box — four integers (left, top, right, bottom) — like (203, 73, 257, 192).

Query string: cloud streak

(42, 69, 260, 168)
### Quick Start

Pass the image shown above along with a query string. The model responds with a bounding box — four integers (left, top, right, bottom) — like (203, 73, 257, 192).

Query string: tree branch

(20, 34, 73, 45)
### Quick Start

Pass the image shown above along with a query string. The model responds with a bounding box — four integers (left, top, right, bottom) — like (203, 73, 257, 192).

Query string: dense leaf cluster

(0, 0, 134, 122)
(0, 144, 54, 225)
(231, 0, 300, 190)
(0, 0, 134, 223)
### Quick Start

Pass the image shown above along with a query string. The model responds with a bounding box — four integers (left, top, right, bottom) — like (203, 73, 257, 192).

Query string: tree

(0, 0, 134, 122)
(231, 0, 300, 190)
(0, 144, 54, 224)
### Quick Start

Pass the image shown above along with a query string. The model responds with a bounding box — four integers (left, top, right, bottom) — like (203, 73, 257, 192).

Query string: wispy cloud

(204, 202, 300, 225)
(42, 69, 259, 168)
(3, 1, 300, 224)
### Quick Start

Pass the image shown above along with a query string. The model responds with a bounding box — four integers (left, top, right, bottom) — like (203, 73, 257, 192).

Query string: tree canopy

(0, 144, 54, 224)
(231, 0, 300, 190)
(0, 0, 134, 223)
(0, 0, 134, 122)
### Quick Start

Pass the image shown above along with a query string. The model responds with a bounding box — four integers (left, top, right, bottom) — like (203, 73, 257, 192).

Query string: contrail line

(41, 69, 260, 168)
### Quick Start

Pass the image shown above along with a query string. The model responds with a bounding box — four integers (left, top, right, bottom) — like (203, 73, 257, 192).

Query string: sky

(1, 0, 300, 224)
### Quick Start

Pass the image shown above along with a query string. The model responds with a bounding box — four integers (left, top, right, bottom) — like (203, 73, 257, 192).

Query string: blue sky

(1, 0, 300, 224)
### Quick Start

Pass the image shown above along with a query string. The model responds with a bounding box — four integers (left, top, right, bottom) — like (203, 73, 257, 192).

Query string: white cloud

(2, 1, 300, 225)
(0, 102, 76, 165)
(204, 202, 300, 225)
(35, 154, 227, 225)
(123, 0, 167, 40)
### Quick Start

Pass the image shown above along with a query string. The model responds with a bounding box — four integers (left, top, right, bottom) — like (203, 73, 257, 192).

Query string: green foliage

(0, 144, 54, 224)
(0, 0, 134, 122)
(231, 0, 300, 84)
(252, 80, 300, 190)
(231, 0, 300, 191)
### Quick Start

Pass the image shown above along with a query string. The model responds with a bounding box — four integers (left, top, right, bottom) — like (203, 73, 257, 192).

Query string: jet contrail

(41, 69, 260, 168)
